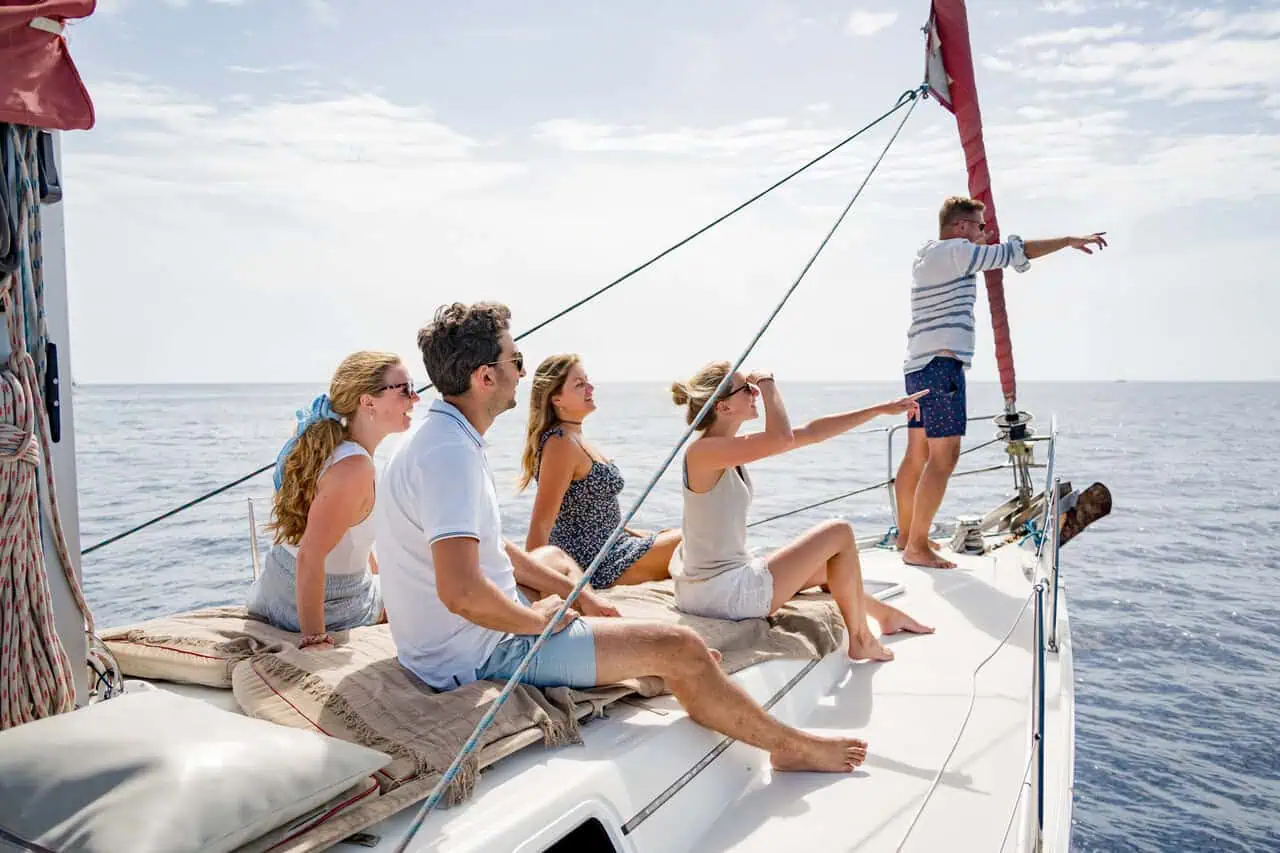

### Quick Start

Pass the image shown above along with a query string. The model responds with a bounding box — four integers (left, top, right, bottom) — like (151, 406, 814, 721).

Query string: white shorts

(674, 557, 775, 621)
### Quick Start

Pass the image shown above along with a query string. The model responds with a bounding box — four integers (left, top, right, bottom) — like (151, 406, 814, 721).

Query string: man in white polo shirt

(376, 301, 872, 774)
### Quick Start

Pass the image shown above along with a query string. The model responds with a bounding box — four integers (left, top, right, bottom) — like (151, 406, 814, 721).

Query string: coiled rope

(0, 125, 97, 730)
(81, 86, 928, 558)
(392, 84, 927, 852)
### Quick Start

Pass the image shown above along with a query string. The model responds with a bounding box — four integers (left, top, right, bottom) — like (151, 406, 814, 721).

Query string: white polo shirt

(374, 399, 518, 690)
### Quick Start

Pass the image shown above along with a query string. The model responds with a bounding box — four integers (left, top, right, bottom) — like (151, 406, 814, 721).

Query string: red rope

(0, 126, 93, 730)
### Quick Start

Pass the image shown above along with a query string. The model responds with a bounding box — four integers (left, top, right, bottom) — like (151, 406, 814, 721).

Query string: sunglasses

(722, 382, 758, 400)
(488, 351, 525, 373)
(960, 218, 986, 231)
(380, 381, 416, 398)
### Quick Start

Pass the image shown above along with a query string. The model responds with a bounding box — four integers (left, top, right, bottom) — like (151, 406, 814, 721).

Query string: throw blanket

(229, 581, 846, 852)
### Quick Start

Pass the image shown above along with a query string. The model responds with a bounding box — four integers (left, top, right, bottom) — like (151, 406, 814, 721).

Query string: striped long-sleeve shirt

(903, 235, 1030, 374)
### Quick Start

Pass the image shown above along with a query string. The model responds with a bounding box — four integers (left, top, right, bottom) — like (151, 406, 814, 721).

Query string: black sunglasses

(380, 381, 416, 398)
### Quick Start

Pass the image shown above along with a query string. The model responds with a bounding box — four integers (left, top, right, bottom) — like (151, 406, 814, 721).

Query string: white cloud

(988, 8, 1280, 105)
(304, 0, 337, 27)
(1041, 0, 1090, 14)
(534, 116, 831, 157)
(1019, 24, 1138, 47)
(55, 22, 1280, 387)
(846, 10, 897, 37)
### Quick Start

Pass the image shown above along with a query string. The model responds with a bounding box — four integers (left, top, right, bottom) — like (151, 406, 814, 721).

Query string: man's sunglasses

(488, 352, 525, 373)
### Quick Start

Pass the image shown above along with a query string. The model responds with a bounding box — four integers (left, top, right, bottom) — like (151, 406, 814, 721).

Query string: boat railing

(897, 420, 1061, 853)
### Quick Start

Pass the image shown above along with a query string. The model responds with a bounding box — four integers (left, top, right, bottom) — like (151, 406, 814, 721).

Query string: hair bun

(670, 382, 690, 406)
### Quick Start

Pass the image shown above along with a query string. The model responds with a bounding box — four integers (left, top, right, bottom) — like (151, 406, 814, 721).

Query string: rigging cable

(392, 83, 927, 853)
(80, 85, 928, 558)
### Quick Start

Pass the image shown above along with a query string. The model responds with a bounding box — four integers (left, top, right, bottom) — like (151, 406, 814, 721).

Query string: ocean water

(72, 380, 1279, 852)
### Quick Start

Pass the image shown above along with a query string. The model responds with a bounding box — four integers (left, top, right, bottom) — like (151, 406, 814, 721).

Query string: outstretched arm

(948, 232, 1107, 276)
(791, 392, 925, 450)
(1023, 233, 1108, 259)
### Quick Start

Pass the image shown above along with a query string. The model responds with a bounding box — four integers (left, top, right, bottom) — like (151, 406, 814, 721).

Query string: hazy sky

(57, 0, 1279, 383)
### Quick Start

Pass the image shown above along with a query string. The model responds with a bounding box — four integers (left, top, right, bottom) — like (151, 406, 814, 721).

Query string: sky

(49, 0, 1280, 383)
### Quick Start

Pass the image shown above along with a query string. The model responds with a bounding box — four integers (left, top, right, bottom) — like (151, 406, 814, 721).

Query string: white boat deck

(158, 536, 1069, 853)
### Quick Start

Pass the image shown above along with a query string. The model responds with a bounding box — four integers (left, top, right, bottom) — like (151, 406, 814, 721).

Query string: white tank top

(283, 441, 377, 575)
(668, 460, 754, 583)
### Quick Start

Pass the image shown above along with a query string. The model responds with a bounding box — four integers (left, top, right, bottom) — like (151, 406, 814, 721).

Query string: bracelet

(300, 632, 331, 647)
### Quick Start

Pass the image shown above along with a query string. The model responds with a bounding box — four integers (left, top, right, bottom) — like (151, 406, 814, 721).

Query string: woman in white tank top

(246, 351, 419, 648)
(669, 362, 933, 663)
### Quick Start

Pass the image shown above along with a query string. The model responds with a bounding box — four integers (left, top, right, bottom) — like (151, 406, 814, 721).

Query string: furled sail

(0, 1, 98, 131)
(924, 1, 1016, 406)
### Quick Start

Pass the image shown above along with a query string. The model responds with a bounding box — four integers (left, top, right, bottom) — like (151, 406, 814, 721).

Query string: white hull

(145, 532, 1074, 853)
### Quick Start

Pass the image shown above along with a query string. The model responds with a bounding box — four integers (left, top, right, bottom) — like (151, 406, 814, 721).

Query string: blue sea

(73, 380, 1280, 852)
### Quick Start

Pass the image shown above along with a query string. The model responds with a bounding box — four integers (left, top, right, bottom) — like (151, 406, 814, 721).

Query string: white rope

(893, 586, 1038, 852)
(0, 125, 98, 730)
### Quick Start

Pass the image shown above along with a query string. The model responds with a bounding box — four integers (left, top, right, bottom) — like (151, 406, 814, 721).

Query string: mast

(923, 0, 1016, 408)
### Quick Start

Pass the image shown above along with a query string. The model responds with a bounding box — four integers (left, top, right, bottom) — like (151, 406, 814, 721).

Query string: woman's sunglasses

(380, 381, 417, 398)
(721, 381, 758, 400)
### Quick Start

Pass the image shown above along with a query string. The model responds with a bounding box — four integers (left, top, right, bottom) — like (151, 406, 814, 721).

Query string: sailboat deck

(172, 537, 1063, 853)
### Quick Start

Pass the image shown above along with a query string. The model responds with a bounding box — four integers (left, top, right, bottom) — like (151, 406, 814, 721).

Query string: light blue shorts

(476, 614, 597, 689)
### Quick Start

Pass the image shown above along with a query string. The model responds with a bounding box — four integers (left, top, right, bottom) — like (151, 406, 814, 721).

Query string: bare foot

(902, 544, 956, 569)
(771, 734, 868, 773)
(848, 627, 894, 662)
(895, 534, 941, 551)
(876, 605, 935, 636)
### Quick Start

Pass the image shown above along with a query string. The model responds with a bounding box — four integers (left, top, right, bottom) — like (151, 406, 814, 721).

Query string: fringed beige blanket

(227, 581, 845, 852)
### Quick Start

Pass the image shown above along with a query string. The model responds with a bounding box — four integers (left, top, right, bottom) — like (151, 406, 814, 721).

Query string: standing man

(895, 196, 1107, 569)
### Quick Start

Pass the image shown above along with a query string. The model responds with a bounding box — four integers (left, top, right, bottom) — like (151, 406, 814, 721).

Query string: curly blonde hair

(518, 353, 581, 491)
(267, 351, 401, 545)
(671, 360, 732, 431)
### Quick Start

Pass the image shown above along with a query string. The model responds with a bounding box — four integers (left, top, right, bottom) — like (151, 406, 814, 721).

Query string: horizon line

(70, 378, 1278, 387)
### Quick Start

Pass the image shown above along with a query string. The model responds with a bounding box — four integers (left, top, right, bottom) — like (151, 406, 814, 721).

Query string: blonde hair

(939, 195, 985, 231)
(268, 350, 402, 545)
(518, 353, 581, 491)
(670, 360, 731, 431)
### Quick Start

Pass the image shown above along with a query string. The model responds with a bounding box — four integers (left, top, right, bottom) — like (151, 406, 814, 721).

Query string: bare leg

(895, 428, 928, 550)
(590, 619, 867, 772)
(764, 519, 931, 662)
(613, 529, 681, 585)
(903, 436, 961, 569)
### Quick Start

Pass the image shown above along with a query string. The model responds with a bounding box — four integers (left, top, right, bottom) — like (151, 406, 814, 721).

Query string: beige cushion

(0, 687, 391, 853)
(100, 606, 298, 688)
(100, 606, 374, 689)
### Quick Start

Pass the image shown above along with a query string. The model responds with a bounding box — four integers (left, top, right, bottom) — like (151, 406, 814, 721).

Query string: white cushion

(0, 687, 392, 853)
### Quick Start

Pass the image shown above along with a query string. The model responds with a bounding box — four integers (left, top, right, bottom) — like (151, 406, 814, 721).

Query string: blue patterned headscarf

(272, 394, 344, 490)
